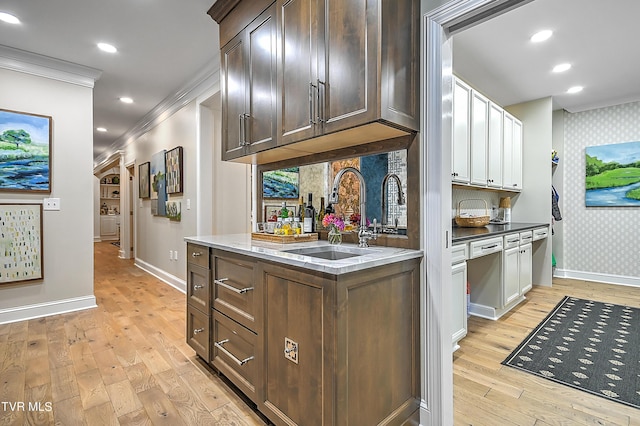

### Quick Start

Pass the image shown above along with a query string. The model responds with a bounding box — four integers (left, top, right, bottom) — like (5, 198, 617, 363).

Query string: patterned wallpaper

(562, 101, 640, 279)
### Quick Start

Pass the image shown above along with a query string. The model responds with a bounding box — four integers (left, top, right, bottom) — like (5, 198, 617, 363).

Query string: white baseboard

(94, 236, 102, 242)
(554, 268, 640, 288)
(135, 258, 186, 294)
(0, 296, 97, 325)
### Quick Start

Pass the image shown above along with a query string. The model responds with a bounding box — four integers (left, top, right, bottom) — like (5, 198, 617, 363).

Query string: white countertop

(185, 234, 423, 275)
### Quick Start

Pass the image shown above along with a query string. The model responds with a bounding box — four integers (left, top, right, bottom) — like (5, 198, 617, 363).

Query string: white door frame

(420, 1, 533, 424)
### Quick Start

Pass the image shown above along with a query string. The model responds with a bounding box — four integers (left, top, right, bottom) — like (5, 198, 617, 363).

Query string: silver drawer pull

(193, 328, 205, 335)
(507, 239, 518, 243)
(192, 252, 202, 257)
(215, 339, 254, 366)
(193, 284, 204, 290)
(214, 278, 254, 294)
(482, 244, 498, 250)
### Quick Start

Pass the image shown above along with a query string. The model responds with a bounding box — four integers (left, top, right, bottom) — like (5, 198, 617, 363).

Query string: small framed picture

(138, 161, 150, 198)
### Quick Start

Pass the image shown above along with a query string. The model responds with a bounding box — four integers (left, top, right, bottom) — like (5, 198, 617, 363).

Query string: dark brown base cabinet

(186, 244, 421, 425)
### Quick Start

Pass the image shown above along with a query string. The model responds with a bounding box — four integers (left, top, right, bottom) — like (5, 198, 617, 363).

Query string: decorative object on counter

(499, 197, 511, 223)
(0, 109, 52, 193)
(150, 150, 167, 216)
(455, 199, 490, 228)
(251, 232, 318, 244)
(165, 146, 183, 194)
(503, 296, 640, 410)
(138, 161, 150, 198)
(0, 203, 43, 283)
(101, 202, 108, 215)
(322, 213, 345, 245)
(585, 141, 640, 207)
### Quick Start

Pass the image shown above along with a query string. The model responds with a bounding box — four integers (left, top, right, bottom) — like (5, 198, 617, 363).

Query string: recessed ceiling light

(96, 127, 107, 132)
(567, 86, 583, 94)
(530, 30, 553, 43)
(553, 63, 571, 73)
(0, 12, 20, 24)
(97, 42, 117, 53)
(119, 97, 133, 104)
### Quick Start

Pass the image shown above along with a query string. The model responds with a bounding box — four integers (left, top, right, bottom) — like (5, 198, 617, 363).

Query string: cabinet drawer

(452, 244, 468, 265)
(533, 227, 549, 241)
(503, 233, 520, 249)
(469, 236, 503, 259)
(186, 305, 210, 360)
(519, 231, 533, 245)
(187, 264, 210, 312)
(212, 310, 257, 401)
(187, 243, 210, 269)
(213, 252, 257, 332)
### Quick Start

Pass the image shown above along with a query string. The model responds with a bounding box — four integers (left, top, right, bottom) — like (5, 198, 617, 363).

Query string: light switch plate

(284, 337, 298, 364)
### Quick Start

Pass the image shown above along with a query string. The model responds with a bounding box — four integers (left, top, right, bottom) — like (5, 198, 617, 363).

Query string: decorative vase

(328, 227, 342, 245)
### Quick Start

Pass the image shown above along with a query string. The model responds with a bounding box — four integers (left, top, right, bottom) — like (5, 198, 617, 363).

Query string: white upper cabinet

(487, 103, 503, 188)
(503, 111, 523, 191)
(452, 78, 471, 183)
(452, 76, 523, 192)
(470, 91, 489, 186)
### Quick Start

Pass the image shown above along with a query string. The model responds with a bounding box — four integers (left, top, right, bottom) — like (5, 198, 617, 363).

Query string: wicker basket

(455, 199, 490, 228)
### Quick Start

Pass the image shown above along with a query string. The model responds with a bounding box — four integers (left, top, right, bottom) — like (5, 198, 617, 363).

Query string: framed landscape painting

(585, 141, 640, 207)
(0, 109, 52, 193)
(263, 167, 299, 199)
(150, 150, 167, 216)
(0, 203, 43, 284)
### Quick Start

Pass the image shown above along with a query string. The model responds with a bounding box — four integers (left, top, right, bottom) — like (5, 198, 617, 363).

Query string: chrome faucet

(381, 173, 406, 233)
(329, 167, 377, 248)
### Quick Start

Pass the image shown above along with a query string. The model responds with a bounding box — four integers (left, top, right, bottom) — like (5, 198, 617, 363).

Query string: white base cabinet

(100, 215, 120, 240)
(451, 244, 468, 352)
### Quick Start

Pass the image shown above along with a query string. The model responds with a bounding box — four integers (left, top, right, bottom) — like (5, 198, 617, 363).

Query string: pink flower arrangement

(322, 213, 345, 231)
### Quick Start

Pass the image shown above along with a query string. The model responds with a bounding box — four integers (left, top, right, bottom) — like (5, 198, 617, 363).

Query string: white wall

(560, 101, 640, 285)
(552, 109, 565, 269)
(122, 94, 251, 291)
(0, 68, 95, 323)
(507, 98, 553, 286)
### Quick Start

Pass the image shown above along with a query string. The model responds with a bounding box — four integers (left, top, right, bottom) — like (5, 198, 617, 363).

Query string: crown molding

(0, 44, 102, 88)
(93, 56, 220, 168)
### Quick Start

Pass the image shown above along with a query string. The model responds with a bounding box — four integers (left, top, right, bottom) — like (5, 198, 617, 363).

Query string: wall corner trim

(0, 296, 97, 325)
(0, 44, 102, 88)
(134, 258, 186, 294)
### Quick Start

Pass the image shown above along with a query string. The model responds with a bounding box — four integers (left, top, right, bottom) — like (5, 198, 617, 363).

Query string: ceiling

(0, 0, 219, 163)
(452, 0, 640, 113)
(1, 0, 638, 164)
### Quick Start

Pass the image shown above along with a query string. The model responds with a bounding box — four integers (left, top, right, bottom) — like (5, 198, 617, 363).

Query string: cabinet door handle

(481, 244, 498, 250)
(193, 284, 204, 290)
(309, 82, 317, 125)
(215, 339, 254, 366)
(214, 278, 254, 294)
(317, 79, 325, 123)
(243, 113, 250, 145)
(193, 328, 205, 335)
(238, 113, 244, 147)
(192, 252, 202, 257)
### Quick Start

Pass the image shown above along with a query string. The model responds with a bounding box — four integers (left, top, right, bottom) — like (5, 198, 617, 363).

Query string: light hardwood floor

(0, 242, 267, 426)
(2, 243, 639, 425)
(454, 277, 640, 426)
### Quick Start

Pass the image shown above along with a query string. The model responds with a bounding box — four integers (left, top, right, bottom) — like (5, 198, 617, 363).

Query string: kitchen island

(184, 234, 422, 426)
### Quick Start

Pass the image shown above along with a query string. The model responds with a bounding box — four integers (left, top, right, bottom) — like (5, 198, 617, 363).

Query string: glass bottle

(293, 217, 302, 235)
(317, 197, 326, 229)
(280, 201, 289, 220)
(304, 193, 316, 233)
(298, 196, 305, 222)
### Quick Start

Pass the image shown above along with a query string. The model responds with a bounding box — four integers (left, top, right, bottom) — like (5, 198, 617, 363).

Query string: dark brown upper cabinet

(219, 3, 278, 161)
(210, 0, 419, 164)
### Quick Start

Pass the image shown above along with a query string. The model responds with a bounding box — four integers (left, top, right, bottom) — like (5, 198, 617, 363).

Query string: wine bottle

(298, 196, 305, 221)
(280, 201, 289, 220)
(317, 197, 325, 229)
(304, 193, 316, 233)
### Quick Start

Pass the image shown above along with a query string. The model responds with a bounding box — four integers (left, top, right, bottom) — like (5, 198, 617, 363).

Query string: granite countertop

(452, 222, 549, 243)
(185, 234, 423, 275)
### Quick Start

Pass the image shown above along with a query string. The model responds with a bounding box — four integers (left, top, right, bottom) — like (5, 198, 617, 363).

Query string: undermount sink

(283, 245, 372, 261)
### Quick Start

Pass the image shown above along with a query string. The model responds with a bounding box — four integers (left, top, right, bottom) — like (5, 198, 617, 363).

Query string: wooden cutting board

(251, 232, 319, 244)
